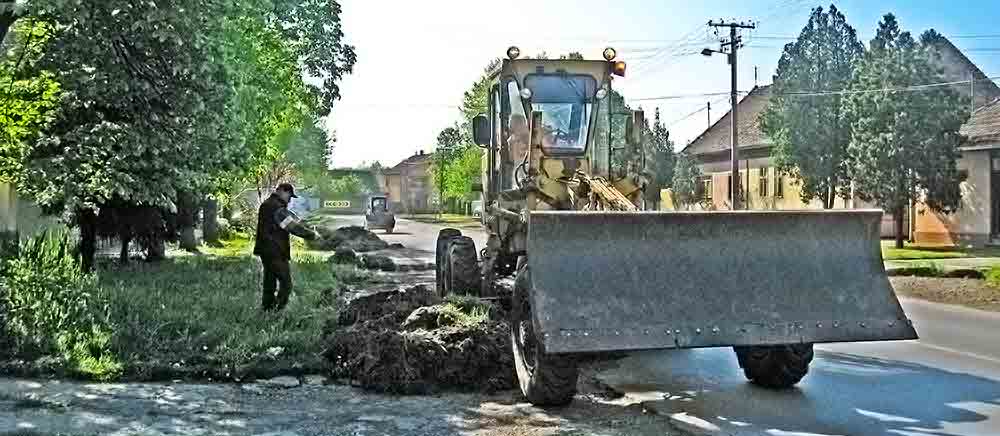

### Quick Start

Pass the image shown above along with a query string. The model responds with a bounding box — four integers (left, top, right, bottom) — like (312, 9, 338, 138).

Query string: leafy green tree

(0, 20, 58, 185)
(843, 14, 968, 248)
(2, 1, 354, 268)
(671, 152, 703, 210)
(460, 59, 500, 124)
(760, 5, 864, 209)
(329, 174, 364, 198)
(643, 108, 675, 209)
(281, 116, 335, 191)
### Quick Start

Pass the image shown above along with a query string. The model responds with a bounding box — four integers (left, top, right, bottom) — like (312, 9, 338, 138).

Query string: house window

(727, 175, 733, 200)
(700, 177, 713, 201)
(758, 167, 769, 197)
(775, 171, 784, 198)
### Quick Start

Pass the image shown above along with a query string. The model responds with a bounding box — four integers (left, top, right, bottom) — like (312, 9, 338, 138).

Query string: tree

(843, 14, 968, 248)
(329, 175, 364, 198)
(643, 108, 675, 209)
(460, 59, 500, 124)
(281, 116, 335, 191)
(760, 5, 864, 209)
(671, 153, 703, 210)
(3, 1, 354, 268)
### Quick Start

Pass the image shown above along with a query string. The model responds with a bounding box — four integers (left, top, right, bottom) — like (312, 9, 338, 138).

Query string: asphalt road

(365, 216, 1000, 436)
(594, 298, 1000, 436)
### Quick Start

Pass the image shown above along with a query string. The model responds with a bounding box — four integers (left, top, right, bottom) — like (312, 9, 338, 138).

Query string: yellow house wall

(914, 149, 991, 246)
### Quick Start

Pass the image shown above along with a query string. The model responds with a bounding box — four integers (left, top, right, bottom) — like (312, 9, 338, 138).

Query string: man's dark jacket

(254, 194, 291, 260)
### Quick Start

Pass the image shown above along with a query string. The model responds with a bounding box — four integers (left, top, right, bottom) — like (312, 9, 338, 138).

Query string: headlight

(603, 47, 617, 61)
(520, 87, 532, 100)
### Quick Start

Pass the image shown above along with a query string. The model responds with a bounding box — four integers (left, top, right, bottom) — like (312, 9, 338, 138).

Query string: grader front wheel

(511, 264, 578, 406)
(734, 343, 814, 389)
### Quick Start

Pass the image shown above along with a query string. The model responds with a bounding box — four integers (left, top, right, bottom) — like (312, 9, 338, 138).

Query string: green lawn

(881, 240, 1000, 260)
(3, 233, 369, 381)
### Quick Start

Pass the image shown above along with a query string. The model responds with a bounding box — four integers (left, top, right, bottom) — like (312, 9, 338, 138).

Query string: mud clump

(330, 248, 358, 265)
(308, 226, 389, 252)
(322, 286, 514, 394)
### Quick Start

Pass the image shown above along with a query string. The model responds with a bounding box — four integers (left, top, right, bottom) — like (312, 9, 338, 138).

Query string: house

(0, 183, 66, 250)
(914, 98, 1000, 246)
(677, 36, 1000, 245)
(384, 150, 435, 213)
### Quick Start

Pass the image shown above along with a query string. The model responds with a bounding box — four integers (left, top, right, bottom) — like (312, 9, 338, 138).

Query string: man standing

(253, 183, 318, 311)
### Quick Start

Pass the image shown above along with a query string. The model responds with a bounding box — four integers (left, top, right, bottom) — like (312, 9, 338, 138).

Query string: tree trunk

(144, 237, 166, 262)
(894, 207, 905, 249)
(175, 190, 199, 252)
(202, 197, 219, 244)
(0, 4, 16, 44)
(77, 209, 98, 273)
(179, 227, 197, 252)
(119, 234, 131, 264)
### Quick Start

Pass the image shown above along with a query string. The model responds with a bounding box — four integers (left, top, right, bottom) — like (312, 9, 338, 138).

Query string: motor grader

(435, 47, 917, 406)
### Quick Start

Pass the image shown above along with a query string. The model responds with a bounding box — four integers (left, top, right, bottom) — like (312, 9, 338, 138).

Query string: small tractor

(364, 195, 395, 234)
(435, 47, 917, 406)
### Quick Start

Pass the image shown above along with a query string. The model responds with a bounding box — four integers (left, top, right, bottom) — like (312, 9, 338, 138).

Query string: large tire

(436, 228, 462, 297)
(734, 344, 814, 389)
(445, 236, 480, 296)
(511, 264, 578, 406)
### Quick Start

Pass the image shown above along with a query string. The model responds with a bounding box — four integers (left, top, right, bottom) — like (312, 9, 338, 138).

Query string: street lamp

(701, 48, 718, 57)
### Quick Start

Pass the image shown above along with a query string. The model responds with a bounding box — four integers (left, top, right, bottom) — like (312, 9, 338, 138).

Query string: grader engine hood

(526, 210, 918, 354)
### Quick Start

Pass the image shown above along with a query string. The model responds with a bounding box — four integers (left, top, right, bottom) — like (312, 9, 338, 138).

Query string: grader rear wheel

(734, 343, 814, 389)
(445, 236, 480, 296)
(435, 228, 462, 297)
(511, 264, 578, 406)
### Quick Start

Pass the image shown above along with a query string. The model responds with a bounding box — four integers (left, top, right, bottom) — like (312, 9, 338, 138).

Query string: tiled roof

(682, 86, 772, 157)
(961, 98, 1000, 146)
(384, 152, 434, 175)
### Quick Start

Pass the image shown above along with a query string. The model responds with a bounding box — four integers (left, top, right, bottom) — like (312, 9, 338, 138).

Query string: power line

(775, 76, 1000, 97)
(628, 91, 740, 102)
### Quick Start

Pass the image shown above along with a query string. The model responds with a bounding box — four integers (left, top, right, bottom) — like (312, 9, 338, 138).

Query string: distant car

(364, 195, 395, 233)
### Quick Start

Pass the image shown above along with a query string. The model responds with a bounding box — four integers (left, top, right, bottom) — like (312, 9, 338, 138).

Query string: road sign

(324, 200, 351, 208)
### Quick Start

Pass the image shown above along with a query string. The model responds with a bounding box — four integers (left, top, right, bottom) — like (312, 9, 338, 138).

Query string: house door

(992, 153, 1000, 238)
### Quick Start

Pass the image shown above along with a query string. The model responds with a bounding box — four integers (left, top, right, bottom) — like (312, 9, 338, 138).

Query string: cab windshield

(523, 74, 596, 154)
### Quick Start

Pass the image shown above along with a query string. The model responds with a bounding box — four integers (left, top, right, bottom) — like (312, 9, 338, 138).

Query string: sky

(326, 0, 1000, 169)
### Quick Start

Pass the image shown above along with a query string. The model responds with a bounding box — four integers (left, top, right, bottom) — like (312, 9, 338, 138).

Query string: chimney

(419, 150, 424, 155)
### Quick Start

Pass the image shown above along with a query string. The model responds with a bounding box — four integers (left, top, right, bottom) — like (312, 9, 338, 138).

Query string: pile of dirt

(322, 285, 514, 394)
(308, 226, 389, 252)
(891, 276, 1000, 311)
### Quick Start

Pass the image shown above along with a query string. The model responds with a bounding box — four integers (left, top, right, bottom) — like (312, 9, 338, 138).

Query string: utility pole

(705, 20, 755, 210)
(707, 101, 711, 128)
(971, 70, 976, 115)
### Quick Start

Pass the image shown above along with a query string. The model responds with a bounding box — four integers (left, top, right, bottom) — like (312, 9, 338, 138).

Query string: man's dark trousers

(261, 255, 292, 311)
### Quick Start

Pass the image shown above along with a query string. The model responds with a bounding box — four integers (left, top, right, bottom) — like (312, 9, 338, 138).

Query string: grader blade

(526, 210, 918, 354)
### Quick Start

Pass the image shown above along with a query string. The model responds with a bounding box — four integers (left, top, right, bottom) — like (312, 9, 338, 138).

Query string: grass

(881, 240, 1000, 261)
(2, 232, 372, 381)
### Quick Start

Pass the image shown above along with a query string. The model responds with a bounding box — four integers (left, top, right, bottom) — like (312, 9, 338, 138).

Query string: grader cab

(435, 47, 917, 406)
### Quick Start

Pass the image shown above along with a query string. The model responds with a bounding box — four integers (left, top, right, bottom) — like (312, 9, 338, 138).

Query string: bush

(986, 266, 1000, 288)
(0, 230, 122, 379)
